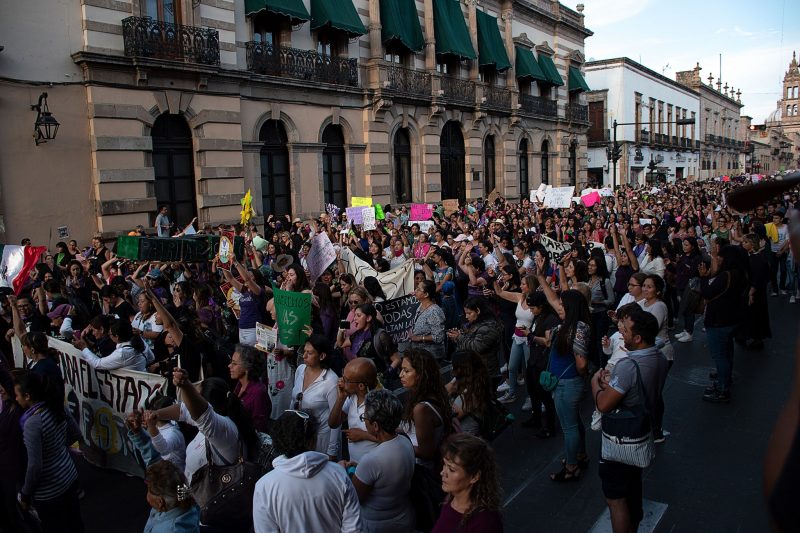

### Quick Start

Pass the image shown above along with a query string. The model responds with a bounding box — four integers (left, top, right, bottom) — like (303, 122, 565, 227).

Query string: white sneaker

(500, 364, 508, 374)
(522, 398, 532, 411)
(677, 333, 693, 342)
(498, 391, 516, 404)
(674, 331, 688, 340)
(496, 381, 510, 393)
(791, 295, 797, 304)
(781, 290, 789, 295)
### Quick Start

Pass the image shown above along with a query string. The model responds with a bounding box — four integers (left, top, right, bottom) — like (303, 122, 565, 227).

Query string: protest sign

(751, 174, 761, 183)
(13, 337, 168, 477)
(415, 220, 435, 233)
(375, 294, 420, 347)
(539, 234, 573, 261)
(351, 196, 373, 207)
(487, 189, 501, 205)
(572, 197, 582, 204)
(339, 248, 415, 299)
(307, 232, 336, 282)
(374, 204, 385, 220)
(443, 199, 459, 216)
(272, 286, 312, 346)
(362, 206, 377, 230)
(581, 191, 601, 207)
(599, 187, 614, 197)
(57, 225, 70, 239)
(535, 184, 550, 203)
(255, 322, 277, 353)
(543, 186, 574, 209)
(346, 206, 367, 225)
(218, 231, 235, 270)
(326, 203, 340, 219)
(410, 203, 433, 221)
(638, 218, 653, 226)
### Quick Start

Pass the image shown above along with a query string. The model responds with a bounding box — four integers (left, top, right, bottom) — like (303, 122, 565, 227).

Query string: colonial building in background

(0, 0, 592, 244)
(674, 62, 744, 180)
(584, 57, 700, 187)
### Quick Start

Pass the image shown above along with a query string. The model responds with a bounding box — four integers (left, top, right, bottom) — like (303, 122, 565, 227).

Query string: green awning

(476, 10, 511, 71)
(244, 0, 310, 24)
(537, 53, 564, 86)
(310, 0, 366, 37)
(515, 46, 548, 81)
(381, 0, 424, 53)
(432, 0, 476, 60)
(568, 66, 590, 92)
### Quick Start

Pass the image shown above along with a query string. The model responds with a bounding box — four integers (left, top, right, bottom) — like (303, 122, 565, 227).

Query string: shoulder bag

(539, 341, 575, 392)
(600, 359, 654, 468)
(190, 439, 263, 529)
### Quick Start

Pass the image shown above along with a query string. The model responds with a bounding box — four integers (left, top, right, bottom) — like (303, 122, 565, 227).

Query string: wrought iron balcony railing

(440, 75, 476, 106)
(383, 64, 431, 98)
(122, 16, 220, 65)
(640, 130, 650, 144)
(245, 41, 359, 87)
(519, 94, 558, 118)
(565, 103, 588, 122)
(483, 85, 511, 110)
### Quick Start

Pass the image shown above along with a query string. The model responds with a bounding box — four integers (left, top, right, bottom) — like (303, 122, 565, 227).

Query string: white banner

(543, 186, 574, 209)
(338, 248, 416, 299)
(13, 336, 168, 477)
(307, 232, 336, 282)
(539, 234, 573, 261)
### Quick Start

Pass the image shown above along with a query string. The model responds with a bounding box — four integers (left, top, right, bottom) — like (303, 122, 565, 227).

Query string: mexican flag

(0, 245, 47, 294)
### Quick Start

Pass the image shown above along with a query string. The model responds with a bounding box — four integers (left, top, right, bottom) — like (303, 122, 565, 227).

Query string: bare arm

(493, 279, 523, 303)
(146, 287, 183, 346)
(620, 231, 639, 270)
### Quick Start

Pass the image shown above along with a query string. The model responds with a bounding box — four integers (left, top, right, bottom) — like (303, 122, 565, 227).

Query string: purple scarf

(350, 328, 372, 356)
(20, 401, 45, 429)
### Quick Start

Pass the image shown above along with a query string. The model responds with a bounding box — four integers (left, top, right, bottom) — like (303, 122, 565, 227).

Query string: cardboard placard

(351, 196, 373, 207)
(346, 206, 367, 225)
(307, 232, 336, 282)
(272, 286, 312, 346)
(410, 203, 433, 221)
(255, 322, 277, 353)
(442, 199, 459, 216)
(362, 206, 377, 230)
(374, 294, 420, 346)
(543, 186, 574, 209)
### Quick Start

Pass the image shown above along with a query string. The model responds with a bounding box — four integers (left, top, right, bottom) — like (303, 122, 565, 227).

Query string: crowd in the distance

(0, 173, 798, 533)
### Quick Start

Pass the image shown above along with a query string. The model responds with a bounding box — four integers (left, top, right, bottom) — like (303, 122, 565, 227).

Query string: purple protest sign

(410, 203, 433, 221)
(346, 206, 367, 225)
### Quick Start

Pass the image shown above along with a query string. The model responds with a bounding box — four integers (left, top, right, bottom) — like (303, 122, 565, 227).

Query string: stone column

(423, 0, 436, 71)
(501, 2, 515, 89)
(466, 0, 479, 81)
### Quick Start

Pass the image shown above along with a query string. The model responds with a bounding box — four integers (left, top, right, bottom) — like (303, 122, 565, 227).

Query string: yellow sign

(240, 189, 255, 225)
(351, 196, 373, 207)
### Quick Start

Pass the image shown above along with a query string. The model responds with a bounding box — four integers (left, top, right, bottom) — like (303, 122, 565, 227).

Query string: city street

(74, 296, 795, 533)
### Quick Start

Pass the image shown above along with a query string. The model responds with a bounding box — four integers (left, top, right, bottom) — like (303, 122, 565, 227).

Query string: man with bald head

(329, 357, 379, 461)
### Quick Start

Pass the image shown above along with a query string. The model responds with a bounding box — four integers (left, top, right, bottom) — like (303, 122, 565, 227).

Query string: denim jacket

(143, 505, 200, 533)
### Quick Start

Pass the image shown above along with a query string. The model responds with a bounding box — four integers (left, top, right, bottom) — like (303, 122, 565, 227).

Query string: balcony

(639, 129, 650, 144)
(705, 133, 715, 145)
(483, 85, 511, 111)
(519, 94, 558, 119)
(383, 64, 431, 100)
(565, 103, 588, 123)
(245, 41, 358, 87)
(122, 16, 220, 65)
(440, 75, 476, 106)
(695, 139, 701, 149)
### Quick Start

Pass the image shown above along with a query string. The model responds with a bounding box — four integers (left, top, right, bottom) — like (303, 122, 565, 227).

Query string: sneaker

(790, 295, 797, 304)
(653, 433, 666, 444)
(677, 333, 693, 342)
(702, 389, 731, 403)
(517, 375, 526, 386)
(674, 331, 688, 340)
(781, 290, 789, 295)
(500, 364, 508, 374)
(522, 398, 532, 411)
(704, 383, 717, 394)
(772, 292, 779, 297)
(498, 391, 516, 404)
(496, 381, 510, 393)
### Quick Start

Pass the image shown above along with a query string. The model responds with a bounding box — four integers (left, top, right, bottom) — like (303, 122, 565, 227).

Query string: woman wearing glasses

(291, 334, 340, 459)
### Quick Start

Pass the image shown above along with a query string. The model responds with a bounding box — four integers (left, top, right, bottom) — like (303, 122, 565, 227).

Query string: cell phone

(339, 320, 350, 330)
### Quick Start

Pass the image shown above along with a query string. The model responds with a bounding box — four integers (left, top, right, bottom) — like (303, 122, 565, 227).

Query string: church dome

(766, 107, 782, 125)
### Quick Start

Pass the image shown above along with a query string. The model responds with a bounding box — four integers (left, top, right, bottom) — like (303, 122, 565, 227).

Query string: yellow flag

(240, 189, 255, 225)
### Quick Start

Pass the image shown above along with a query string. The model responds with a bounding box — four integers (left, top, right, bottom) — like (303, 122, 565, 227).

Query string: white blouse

(291, 366, 340, 457)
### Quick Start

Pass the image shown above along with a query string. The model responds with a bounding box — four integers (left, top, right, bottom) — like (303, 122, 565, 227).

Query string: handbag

(539, 343, 575, 392)
(190, 439, 263, 529)
(478, 397, 515, 441)
(400, 433, 444, 532)
(600, 359, 654, 468)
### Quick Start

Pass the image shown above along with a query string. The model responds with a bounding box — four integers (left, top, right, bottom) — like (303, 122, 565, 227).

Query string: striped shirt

(21, 408, 78, 501)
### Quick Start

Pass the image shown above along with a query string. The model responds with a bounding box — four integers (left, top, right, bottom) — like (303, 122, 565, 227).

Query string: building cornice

(585, 57, 700, 99)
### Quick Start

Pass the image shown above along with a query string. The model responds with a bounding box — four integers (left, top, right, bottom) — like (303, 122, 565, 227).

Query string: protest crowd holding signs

(3, 171, 800, 532)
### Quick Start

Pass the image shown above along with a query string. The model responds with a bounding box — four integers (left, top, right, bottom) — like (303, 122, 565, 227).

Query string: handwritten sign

(543, 186, 574, 209)
(307, 232, 336, 282)
(535, 184, 550, 203)
(487, 189, 501, 205)
(374, 294, 420, 347)
(410, 203, 433, 221)
(415, 220, 435, 233)
(581, 191, 601, 207)
(273, 286, 312, 346)
(539, 234, 573, 261)
(442, 199, 459, 216)
(346, 206, 367, 225)
(362, 206, 377, 230)
(351, 196, 373, 207)
(638, 218, 653, 226)
(338, 248, 416, 299)
(599, 187, 614, 197)
(13, 337, 167, 477)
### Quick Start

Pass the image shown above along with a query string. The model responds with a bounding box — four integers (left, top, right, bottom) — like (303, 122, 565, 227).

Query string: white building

(584, 58, 700, 186)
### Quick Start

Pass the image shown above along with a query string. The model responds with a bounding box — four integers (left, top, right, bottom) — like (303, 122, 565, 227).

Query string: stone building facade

(0, 0, 592, 244)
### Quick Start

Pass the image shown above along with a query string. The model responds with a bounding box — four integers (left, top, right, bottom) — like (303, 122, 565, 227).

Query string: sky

(581, 0, 800, 123)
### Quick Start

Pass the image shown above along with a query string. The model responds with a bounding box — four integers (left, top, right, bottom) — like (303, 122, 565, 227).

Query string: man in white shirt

(328, 358, 379, 462)
(155, 205, 171, 237)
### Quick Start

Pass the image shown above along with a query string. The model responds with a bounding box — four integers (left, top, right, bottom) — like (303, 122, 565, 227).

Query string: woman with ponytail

(73, 317, 153, 371)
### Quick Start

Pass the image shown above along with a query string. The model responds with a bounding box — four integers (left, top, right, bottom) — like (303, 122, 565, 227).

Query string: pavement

(74, 296, 797, 533)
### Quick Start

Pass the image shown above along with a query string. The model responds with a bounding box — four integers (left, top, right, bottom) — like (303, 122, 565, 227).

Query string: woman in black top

(523, 291, 560, 437)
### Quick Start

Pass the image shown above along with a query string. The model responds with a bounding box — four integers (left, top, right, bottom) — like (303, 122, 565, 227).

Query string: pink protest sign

(410, 203, 433, 221)
(581, 191, 601, 207)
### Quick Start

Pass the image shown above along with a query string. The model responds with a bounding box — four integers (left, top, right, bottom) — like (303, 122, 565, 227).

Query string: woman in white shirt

(131, 293, 163, 350)
(637, 238, 666, 279)
(291, 334, 340, 459)
(73, 319, 153, 371)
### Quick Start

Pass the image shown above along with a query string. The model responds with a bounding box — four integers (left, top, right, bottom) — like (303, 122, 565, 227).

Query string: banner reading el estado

(13, 337, 168, 477)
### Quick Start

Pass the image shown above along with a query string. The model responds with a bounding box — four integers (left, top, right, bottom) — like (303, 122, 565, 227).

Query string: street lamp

(31, 92, 60, 146)
(609, 117, 694, 188)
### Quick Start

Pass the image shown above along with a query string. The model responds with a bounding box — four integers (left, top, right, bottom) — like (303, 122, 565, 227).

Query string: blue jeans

(507, 337, 529, 395)
(707, 325, 736, 391)
(553, 376, 586, 465)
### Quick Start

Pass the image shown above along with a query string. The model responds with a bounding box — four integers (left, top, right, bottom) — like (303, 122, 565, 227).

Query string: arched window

(568, 141, 577, 186)
(484, 136, 496, 196)
(322, 125, 346, 208)
(259, 120, 291, 216)
(152, 114, 196, 229)
(541, 140, 549, 185)
(794, 103, 798, 116)
(518, 138, 529, 198)
(393, 128, 412, 204)
(440, 121, 465, 202)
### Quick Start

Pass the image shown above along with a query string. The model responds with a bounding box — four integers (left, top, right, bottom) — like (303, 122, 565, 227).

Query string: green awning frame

(515, 46, 548, 81)
(244, 0, 310, 24)
(568, 65, 590, 92)
(475, 10, 511, 71)
(537, 53, 564, 86)
(381, 0, 424, 53)
(432, 0, 476, 60)
(310, 0, 367, 37)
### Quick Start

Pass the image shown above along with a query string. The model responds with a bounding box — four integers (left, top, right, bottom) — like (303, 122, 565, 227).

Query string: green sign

(272, 286, 312, 346)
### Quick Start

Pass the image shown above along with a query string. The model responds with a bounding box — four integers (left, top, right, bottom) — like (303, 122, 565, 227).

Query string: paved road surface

(75, 296, 795, 532)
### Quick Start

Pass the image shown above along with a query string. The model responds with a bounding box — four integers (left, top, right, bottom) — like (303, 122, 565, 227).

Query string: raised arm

(235, 261, 261, 295)
(146, 287, 183, 346)
(620, 231, 639, 271)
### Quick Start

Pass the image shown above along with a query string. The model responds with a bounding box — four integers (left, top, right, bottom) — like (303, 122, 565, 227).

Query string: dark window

(322, 125, 346, 207)
(568, 141, 577, 186)
(259, 120, 291, 217)
(484, 136, 496, 196)
(440, 121, 466, 202)
(393, 128, 412, 204)
(541, 140, 549, 185)
(519, 138, 529, 198)
(152, 114, 196, 228)
(588, 102, 605, 143)
(144, 0, 180, 23)
(252, 12, 282, 45)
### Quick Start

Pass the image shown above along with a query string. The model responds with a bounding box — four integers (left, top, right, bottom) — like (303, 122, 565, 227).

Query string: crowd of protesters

(1, 173, 798, 533)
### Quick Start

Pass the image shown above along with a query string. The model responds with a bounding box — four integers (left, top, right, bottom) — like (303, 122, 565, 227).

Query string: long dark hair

(462, 297, 496, 325)
(451, 349, 492, 420)
(110, 319, 146, 353)
(285, 264, 311, 292)
(363, 276, 386, 301)
(401, 349, 452, 434)
(555, 290, 591, 356)
(15, 370, 65, 421)
(200, 377, 259, 453)
(441, 434, 502, 523)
